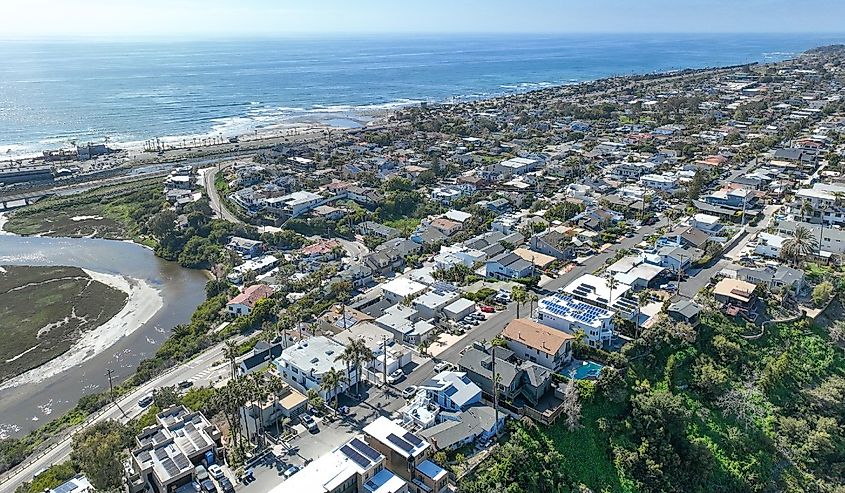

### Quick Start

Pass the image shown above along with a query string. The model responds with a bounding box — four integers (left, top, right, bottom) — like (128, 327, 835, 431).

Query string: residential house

(274, 336, 357, 401)
(458, 344, 552, 406)
(364, 417, 448, 493)
(501, 318, 574, 372)
(412, 287, 461, 321)
(227, 284, 274, 316)
(357, 221, 401, 240)
(494, 157, 541, 176)
(381, 278, 428, 304)
(275, 436, 408, 493)
(607, 255, 665, 290)
(417, 371, 482, 412)
(126, 406, 222, 493)
(713, 278, 758, 309)
(420, 405, 502, 452)
(529, 230, 574, 260)
(736, 265, 805, 294)
(536, 293, 615, 348)
(265, 190, 327, 218)
(485, 252, 534, 280)
(227, 236, 263, 259)
(667, 299, 703, 328)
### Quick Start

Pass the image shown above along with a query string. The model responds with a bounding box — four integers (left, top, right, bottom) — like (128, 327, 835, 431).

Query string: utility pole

(382, 335, 388, 386)
(105, 368, 115, 402)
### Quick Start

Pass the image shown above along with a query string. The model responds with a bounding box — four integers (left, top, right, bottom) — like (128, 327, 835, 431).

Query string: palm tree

(267, 374, 286, 436)
(512, 286, 527, 318)
(223, 340, 240, 380)
(635, 290, 649, 338)
(529, 294, 539, 319)
(337, 338, 373, 396)
(606, 274, 620, 307)
(780, 225, 815, 267)
(320, 368, 347, 412)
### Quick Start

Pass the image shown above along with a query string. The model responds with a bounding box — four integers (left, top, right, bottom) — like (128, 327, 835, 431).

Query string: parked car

(402, 386, 418, 399)
(300, 413, 318, 432)
(138, 394, 154, 408)
(284, 465, 300, 479)
(200, 479, 217, 493)
(194, 465, 210, 483)
(207, 464, 224, 480)
(387, 368, 405, 384)
(433, 361, 452, 373)
(480, 305, 495, 313)
(218, 477, 235, 493)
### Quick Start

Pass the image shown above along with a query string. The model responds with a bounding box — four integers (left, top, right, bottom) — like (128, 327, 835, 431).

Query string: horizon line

(1, 31, 844, 43)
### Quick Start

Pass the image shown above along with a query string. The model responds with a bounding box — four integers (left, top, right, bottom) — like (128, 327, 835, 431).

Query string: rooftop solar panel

(387, 433, 414, 453)
(350, 438, 381, 461)
(340, 444, 371, 469)
(403, 432, 424, 447)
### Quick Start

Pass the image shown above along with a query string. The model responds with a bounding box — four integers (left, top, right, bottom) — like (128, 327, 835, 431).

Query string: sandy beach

(0, 268, 163, 391)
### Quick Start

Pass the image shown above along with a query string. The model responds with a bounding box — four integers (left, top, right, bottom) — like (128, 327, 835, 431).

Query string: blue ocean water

(0, 33, 843, 155)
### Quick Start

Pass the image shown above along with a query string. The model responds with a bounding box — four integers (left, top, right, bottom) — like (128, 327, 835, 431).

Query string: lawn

(0, 266, 127, 382)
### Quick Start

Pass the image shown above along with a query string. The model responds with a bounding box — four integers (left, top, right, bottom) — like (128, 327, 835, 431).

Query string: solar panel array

(52, 481, 79, 493)
(540, 294, 611, 326)
(340, 444, 370, 469)
(403, 431, 424, 447)
(387, 433, 415, 454)
(350, 438, 381, 461)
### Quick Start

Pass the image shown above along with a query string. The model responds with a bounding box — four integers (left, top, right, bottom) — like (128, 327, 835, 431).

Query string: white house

(265, 190, 326, 217)
(536, 293, 615, 348)
(274, 336, 357, 401)
(412, 287, 461, 320)
(690, 213, 722, 234)
(640, 173, 679, 191)
(494, 157, 541, 176)
(418, 371, 482, 412)
(381, 278, 428, 304)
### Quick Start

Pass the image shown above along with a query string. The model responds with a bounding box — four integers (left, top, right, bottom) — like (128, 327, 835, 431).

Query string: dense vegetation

(462, 302, 845, 493)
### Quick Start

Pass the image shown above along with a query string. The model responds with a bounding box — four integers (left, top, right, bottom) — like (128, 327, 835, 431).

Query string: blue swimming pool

(565, 360, 605, 380)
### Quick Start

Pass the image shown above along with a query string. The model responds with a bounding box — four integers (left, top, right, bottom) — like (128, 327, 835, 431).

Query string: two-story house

(501, 319, 574, 372)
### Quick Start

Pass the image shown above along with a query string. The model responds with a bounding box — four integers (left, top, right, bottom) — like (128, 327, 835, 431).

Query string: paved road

(0, 341, 234, 492)
(201, 162, 243, 224)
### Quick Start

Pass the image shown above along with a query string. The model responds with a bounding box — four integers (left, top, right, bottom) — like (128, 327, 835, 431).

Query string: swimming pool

(565, 360, 605, 380)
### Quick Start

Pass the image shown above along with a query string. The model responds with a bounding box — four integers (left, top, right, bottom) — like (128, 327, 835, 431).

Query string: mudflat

(0, 265, 128, 382)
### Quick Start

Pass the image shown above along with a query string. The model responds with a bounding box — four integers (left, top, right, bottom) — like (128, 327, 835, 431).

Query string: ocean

(0, 33, 843, 156)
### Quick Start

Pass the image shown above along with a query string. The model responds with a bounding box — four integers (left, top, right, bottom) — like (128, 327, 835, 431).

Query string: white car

(433, 361, 453, 373)
(208, 464, 225, 480)
(387, 369, 405, 384)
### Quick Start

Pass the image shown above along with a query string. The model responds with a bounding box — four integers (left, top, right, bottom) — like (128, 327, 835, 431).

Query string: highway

(0, 342, 232, 492)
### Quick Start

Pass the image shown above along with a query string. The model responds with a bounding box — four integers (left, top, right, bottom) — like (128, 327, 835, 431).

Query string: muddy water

(0, 235, 206, 437)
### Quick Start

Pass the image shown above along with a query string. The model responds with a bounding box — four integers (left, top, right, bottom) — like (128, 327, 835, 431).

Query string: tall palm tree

(320, 368, 347, 412)
(223, 340, 240, 380)
(780, 225, 815, 267)
(351, 338, 374, 394)
(606, 274, 620, 307)
(512, 286, 527, 318)
(266, 374, 286, 436)
(635, 290, 649, 338)
(529, 294, 539, 319)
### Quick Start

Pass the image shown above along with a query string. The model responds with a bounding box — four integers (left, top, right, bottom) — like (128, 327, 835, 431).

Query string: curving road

(200, 162, 243, 224)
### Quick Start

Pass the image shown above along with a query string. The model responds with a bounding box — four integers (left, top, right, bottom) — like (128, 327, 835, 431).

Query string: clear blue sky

(5, 0, 845, 38)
